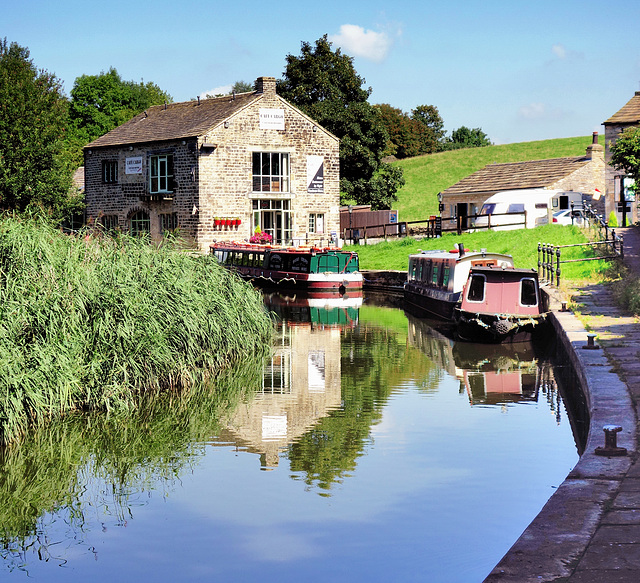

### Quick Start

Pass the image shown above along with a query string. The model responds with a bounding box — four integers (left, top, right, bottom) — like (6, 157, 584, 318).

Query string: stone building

(602, 90, 640, 223)
(84, 77, 340, 252)
(440, 133, 605, 227)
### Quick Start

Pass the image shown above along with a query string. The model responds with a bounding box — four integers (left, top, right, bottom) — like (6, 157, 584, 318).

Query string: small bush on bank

(0, 216, 272, 444)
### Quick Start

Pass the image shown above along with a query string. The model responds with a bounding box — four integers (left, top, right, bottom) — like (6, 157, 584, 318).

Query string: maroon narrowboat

(210, 242, 363, 297)
(453, 265, 550, 343)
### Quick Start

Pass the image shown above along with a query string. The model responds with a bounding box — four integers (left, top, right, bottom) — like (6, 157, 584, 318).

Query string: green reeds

(0, 216, 272, 444)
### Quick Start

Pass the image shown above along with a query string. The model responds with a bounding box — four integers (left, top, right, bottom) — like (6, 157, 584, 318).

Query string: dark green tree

(231, 80, 254, 94)
(411, 104, 446, 152)
(68, 68, 171, 164)
(610, 126, 640, 194)
(376, 103, 445, 159)
(446, 126, 492, 150)
(277, 35, 403, 209)
(0, 39, 78, 219)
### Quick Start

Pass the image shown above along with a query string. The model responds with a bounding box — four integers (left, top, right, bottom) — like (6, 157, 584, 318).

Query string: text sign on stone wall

(125, 156, 143, 174)
(307, 155, 324, 193)
(259, 108, 285, 130)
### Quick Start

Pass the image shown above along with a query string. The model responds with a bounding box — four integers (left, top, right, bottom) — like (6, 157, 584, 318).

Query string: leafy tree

(376, 103, 446, 159)
(610, 126, 640, 194)
(411, 104, 446, 151)
(231, 80, 254, 94)
(0, 39, 78, 219)
(277, 35, 403, 209)
(68, 68, 171, 164)
(445, 126, 492, 150)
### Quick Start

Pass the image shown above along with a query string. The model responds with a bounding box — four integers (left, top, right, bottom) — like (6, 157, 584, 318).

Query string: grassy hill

(392, 135, 594, 221)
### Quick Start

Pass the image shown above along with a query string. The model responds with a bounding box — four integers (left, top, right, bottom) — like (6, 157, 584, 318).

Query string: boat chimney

(458, 243, 465, 257)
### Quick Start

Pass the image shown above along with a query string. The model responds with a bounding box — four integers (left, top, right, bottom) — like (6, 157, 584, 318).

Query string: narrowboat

(403, 245, 515, 320)
(453, 265, 550, 343)
(210, 242, 363, 296)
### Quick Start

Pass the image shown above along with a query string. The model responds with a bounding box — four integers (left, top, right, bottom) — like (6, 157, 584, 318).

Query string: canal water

(0, 293, 583, 582)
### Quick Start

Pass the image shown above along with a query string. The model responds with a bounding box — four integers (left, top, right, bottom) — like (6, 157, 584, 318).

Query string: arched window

(130, 210, 150, 236)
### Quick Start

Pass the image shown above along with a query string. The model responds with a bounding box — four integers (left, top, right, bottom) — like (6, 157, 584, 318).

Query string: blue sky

(6, 0, 640, 144)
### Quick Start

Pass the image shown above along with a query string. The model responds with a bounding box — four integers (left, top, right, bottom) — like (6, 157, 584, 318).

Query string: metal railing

(538, 227, 624, 287)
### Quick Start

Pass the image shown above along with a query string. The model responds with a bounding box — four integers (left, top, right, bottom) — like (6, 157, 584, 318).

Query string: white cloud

(550, 43, 584, 61)
(329, 24, 393, 62)
(517, 102, 567, 122)
(199, 84, 232, 100)
(552, 43, 567, 60)
(518, 102, 547, 120)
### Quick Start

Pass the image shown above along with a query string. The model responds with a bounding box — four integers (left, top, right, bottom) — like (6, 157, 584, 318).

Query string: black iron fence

(538, 205, 624, 286)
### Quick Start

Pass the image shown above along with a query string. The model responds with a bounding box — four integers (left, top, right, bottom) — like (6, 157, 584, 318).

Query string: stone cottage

(603, 90, 640, 223)
(440, 133, 605, 228)
(84, 77, 340, 252)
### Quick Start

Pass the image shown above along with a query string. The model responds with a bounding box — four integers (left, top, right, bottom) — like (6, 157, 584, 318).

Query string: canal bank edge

(484, 289, 637, 582)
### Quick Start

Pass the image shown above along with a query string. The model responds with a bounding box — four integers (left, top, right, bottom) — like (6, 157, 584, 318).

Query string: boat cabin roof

(210, 242, 350, 255)
(407, 249, 514, 266)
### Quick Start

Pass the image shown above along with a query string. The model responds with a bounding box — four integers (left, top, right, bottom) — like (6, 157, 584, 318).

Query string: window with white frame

(252, 152, 289, 193)
(308, 213, 324, 234)
(149, 154, 174, 194)
(102, 160, 118, 184)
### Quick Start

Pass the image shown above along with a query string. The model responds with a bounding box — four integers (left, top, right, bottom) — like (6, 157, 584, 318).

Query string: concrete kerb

(483, 305, 637, 582)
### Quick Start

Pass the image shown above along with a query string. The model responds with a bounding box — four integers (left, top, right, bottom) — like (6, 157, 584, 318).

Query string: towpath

(485, 225, 640, 582)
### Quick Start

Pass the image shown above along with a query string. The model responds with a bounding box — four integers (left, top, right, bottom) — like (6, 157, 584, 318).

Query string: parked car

(552, 209, 585, 225)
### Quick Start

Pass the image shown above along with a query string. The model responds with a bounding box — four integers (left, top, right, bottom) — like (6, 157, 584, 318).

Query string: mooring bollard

(595, 424, 627, 456)
(582, 333, 599, 350)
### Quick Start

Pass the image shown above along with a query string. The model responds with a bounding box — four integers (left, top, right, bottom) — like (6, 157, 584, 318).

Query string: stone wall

(84, 139, 200, 242)
(84, 76, 340, 253)
(196, 78, 340, 250)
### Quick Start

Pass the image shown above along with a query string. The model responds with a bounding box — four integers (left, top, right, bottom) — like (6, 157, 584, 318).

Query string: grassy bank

(393, 136, 593, 220)
(347, 224, 614, 283)
(0, 216, 272, 444)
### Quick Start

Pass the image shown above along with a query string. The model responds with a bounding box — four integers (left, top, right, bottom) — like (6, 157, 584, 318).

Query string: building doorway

(253, 199, 293, 244)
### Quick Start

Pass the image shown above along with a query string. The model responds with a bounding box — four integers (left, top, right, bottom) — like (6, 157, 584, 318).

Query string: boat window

(242, 252, 252, 267)
(422, 260, 431, 283)
(442, 266, 451, 289)
(467, 274, 486, 302)
(431, 264, 440, 286)
(256, 253, 265, 268)
(520, 278, 538, 306)
(224, 252, 233, 266)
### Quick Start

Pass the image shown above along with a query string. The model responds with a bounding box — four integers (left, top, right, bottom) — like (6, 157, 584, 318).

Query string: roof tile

(86, 91, 258, 148)
(442, 156, 589, 196)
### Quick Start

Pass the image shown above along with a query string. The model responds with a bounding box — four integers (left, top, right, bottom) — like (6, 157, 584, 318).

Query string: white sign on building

(259, 108, 285, 130)
(307, 155, 324, 193)
(125, 156, 143, 174)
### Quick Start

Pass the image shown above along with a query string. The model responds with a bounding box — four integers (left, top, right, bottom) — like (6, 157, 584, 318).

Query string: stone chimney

(586, 131, 604, 160)
(255, 76, 276, 96)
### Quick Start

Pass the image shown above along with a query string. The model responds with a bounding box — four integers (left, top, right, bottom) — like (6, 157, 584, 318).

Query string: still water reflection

(0, 294, 580, 582)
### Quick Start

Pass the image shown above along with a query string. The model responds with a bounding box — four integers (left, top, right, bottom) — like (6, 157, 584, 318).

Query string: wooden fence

(343, 211, 528, 244)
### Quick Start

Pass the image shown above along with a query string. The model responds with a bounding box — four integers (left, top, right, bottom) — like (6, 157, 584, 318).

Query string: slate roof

(604, 91, 640, 125)
(441, 155, 590, 196)
(86, 91, 258, 149)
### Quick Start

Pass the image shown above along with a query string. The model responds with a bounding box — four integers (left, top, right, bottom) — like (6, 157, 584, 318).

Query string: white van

(474, 189, 582, 231)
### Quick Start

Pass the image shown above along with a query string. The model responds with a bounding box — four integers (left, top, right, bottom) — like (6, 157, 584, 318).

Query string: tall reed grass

(0, 216, 272, 444)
